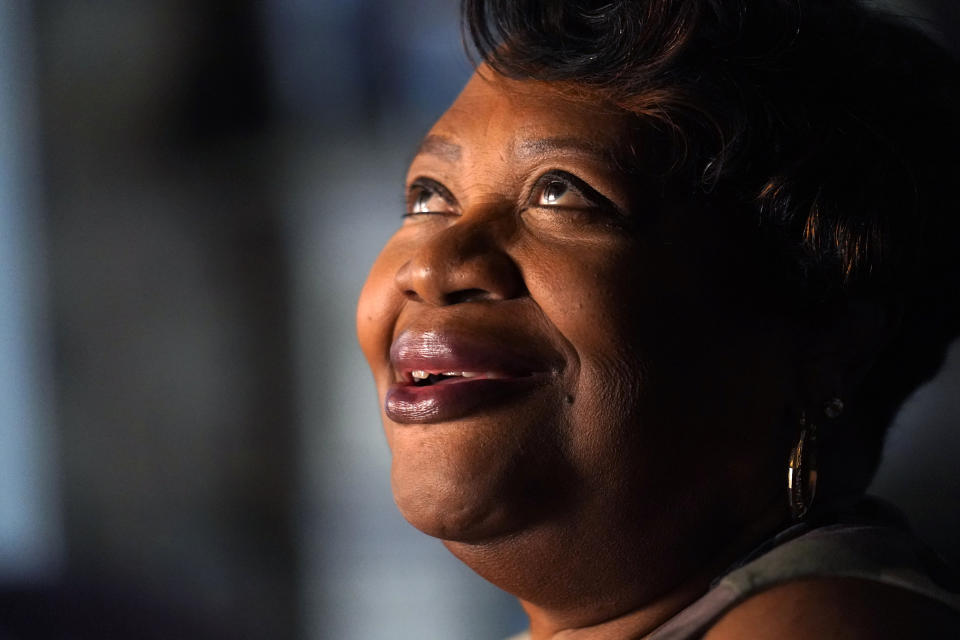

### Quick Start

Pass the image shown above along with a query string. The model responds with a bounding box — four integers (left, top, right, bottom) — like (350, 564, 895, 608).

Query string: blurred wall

(30, 1, 296, 637)
(0, 0, 62, 585)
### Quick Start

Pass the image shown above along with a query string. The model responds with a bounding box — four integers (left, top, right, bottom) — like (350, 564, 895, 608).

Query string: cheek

(519, 236, 789, 501)
(523, 238, 649, 376)
(521, 240, 653, 467)
(522, 239, 644, 342)
(356, 238, 406, 377)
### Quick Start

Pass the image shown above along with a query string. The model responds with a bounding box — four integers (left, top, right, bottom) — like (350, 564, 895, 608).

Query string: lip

(385, 329, 554, 424)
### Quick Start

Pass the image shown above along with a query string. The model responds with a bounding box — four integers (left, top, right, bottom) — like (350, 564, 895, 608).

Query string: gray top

(506, 500, 960, 639)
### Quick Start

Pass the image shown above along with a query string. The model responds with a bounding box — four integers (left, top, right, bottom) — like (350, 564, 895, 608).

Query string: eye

(410, 188, 445, 214)
(534, 177, 591, 208)
(405, 178, 458, 217)
(521, 170, 631, 231)
(528, 171, 618, 213)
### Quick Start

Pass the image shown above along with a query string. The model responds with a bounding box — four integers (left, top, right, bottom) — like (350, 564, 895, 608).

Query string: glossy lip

(385, 329, 555, 424)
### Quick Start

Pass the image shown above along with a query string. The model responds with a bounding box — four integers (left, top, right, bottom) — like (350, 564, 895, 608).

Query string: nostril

(403, 288, 425, 303)
(444, 288, 494, 305)
(394, 229, 527, 306)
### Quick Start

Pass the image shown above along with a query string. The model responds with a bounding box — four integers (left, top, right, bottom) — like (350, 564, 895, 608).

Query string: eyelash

(403, 171, 617, 219)
(403, 178, 457, 218)
(527, 171, 610, 212)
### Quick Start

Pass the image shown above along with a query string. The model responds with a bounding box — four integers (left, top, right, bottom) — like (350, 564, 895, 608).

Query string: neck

(450, 496, 789, 640)
(522, 566, 713, 640)
(520, 542, 734, 640)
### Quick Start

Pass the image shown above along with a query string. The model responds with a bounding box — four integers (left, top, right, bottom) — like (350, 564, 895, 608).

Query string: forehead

(419, 69, 638, 166)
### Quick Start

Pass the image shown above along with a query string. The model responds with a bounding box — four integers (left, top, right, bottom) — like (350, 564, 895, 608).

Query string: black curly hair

(461, 0, 960, 498)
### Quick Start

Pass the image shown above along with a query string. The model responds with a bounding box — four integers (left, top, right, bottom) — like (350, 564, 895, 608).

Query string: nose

(394, 217, 525, 306)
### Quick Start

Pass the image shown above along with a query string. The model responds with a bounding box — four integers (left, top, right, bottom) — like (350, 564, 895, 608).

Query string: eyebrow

(412, 133, 631, 170)
(415, 134, 462, 163)
(514, 136, 612, 162)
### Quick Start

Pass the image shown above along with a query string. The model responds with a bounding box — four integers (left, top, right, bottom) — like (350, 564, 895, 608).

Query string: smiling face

(357, 69, 799, 581)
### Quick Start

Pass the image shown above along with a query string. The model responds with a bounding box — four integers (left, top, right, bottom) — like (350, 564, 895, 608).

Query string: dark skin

(356, 68, 959, 638)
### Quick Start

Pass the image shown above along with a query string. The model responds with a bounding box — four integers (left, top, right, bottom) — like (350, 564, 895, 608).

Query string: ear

(795, 297, 903, 414)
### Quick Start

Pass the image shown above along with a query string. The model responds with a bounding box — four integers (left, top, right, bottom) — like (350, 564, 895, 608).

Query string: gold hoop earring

(787, 413, 818, 520)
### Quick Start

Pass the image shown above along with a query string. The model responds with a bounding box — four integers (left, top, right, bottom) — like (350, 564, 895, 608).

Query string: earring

(787, 413, 818, 520)
(824, 397, 844, 419)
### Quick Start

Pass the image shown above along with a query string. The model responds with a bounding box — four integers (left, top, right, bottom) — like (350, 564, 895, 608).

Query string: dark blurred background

(0, 1, 956, 638)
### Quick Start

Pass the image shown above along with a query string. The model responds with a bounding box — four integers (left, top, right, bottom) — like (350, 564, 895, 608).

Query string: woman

(357, 0, 960, 637)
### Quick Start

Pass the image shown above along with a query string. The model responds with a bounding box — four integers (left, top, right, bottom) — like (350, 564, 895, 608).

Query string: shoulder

(703, 577, 960, 640)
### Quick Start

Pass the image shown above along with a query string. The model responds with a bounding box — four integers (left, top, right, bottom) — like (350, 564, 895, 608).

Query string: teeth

(410, 370, 481, 381)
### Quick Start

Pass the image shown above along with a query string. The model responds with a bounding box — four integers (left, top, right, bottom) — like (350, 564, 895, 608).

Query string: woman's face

(357, 70, 797, 551)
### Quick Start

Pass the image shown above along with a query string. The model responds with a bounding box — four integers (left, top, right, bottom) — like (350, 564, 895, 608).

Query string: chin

(391, 466, 524, 542)
(387, 428, 541, 542)
(382, 390, 568, 541)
